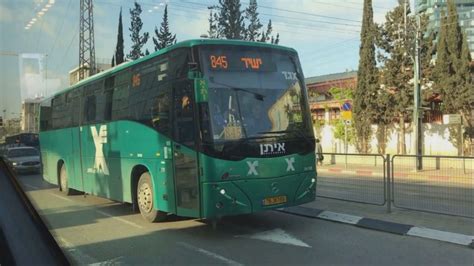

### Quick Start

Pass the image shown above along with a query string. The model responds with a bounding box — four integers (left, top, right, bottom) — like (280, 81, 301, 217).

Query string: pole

(386, 154, 391, 214)
(414, 15, 423, 171)
(344, 122, 348, 169)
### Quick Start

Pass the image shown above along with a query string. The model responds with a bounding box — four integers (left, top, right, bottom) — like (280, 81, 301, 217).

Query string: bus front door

(172, 81, 200, 218)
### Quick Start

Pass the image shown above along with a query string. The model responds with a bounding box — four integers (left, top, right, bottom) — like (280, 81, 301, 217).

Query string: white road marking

(55, 236, 98, 264)
(237, 228, 311, 248)
(23, 183, 39, 189)
(89, 256, 125, 265)
(317, 211, 362, 225)
(95, 210, 144, 229)
(50, 193, 74, 202)
(177, 242, 243, 266)
(407, 227, 474, 246)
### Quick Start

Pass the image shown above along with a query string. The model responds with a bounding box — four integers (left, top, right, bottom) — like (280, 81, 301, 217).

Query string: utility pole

(414, 15, 423, 170)
(79, 0, 96, 81)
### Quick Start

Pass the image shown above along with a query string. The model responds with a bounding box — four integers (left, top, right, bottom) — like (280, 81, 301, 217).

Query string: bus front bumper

(201, 172, 316, 218)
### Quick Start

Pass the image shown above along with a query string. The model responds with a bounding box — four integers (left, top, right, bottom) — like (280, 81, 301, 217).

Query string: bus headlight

(220, 189, 226, 195)
(12, 162, 17, 166)
(311, 178, 316, 183)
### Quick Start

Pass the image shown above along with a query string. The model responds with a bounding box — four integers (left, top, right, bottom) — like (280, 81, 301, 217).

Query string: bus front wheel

(137, 172, 167, 222)
(59, 164, 72, 195)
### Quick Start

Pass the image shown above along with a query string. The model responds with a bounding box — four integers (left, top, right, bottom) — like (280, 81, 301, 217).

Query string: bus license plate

(262, 195, 287, 206)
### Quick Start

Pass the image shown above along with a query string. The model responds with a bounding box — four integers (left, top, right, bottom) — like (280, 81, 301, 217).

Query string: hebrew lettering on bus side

(91, 125, 110, 175)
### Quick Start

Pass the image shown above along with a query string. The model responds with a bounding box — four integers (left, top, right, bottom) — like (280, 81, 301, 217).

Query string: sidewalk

(303, 197, 474, 236)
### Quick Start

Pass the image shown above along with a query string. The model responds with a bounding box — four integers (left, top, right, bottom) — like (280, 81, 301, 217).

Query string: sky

(0, 0, 405, 119)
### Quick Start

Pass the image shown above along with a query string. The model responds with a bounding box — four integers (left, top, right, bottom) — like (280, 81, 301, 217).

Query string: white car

(4, 147, 41, 174)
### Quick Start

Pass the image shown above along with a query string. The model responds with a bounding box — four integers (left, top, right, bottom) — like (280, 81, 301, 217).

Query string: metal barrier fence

(391, 155, 474, 218)
(316, 153, 386, 205)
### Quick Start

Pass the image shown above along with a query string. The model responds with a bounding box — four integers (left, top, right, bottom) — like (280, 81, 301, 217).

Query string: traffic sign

(341, 110, 352, 121)
(443, 114, 462, 125)
(341, 101, 352, 111)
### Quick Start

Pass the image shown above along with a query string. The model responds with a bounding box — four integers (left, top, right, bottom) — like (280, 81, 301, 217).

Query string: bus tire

(137, 172, 167, 222)
(59, 163, 72, 195)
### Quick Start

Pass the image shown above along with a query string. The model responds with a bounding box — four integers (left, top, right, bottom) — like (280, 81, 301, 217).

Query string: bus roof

(51, 39, 297, 98)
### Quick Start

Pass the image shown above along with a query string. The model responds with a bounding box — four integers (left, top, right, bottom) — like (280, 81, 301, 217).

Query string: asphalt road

(16, 173, 474, 265)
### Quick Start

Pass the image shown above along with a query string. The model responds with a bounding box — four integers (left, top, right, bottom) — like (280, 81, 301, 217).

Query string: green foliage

(353, 0, 378, 153)
(114, 7, 125, 65)
(128, 2, 149, 60)
(209, 0, 280, 43)
(244, 0, 262, 41)
(153, 5, 177, 51)
(328, 87, 353, 101)
(332, 120, 356, 144)
(215, 0, 246, 39)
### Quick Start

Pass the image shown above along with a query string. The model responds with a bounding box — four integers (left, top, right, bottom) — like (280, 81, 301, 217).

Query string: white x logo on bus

(286, 157, 295, 172)
(91, 125, 110, 175)
(247, 161, 259, 176)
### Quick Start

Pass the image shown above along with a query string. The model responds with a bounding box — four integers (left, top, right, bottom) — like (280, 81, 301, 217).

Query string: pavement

(15, 173, 474, 265)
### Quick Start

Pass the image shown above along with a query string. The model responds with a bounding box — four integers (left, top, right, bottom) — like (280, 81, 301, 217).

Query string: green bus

(39, 39, 316, 222)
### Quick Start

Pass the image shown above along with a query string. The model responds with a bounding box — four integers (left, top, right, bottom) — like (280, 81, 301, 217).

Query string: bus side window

(173, 82, 195, 146)
(84, 95, 96, 123)
(151, 86, 171, 137)
(40, 98, 52, 131)
(104, 76, 115, 121)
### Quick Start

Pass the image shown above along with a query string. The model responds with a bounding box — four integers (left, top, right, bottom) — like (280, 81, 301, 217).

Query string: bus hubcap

(138, 183, 153, 213)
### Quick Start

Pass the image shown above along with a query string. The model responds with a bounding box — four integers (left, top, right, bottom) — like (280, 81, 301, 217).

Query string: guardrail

(391, 155, 474, 218)
(316, 153, 386, 205)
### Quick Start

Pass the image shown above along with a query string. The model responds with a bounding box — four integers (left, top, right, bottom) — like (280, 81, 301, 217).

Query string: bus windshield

(200, 46, 311, 142)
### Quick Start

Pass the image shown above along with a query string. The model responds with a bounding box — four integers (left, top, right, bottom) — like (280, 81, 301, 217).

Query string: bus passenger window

(84, 95, 96, 123)
(174, 85, 195, 146)
(151, 89, 171, 137)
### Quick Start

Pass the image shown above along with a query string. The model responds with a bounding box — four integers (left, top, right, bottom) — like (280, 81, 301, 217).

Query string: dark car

(4, 147, 41, 174)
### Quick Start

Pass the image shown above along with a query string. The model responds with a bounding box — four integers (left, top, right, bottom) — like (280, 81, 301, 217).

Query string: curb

(278, 206, 474, 248)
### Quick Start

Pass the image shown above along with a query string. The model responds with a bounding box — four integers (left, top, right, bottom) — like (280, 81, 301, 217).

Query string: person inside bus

(176, 94, 194, 145)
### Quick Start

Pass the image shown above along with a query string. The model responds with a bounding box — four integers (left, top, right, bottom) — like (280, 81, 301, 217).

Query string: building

(20, 100, 41, 133)
(305, 71, 357, 123)
(69, 59, 113, 85)
(416, 0, 474, 58)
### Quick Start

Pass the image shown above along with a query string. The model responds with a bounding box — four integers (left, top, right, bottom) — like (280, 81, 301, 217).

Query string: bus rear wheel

(137, 172, 167, 222)
(59, 164, 72, 195)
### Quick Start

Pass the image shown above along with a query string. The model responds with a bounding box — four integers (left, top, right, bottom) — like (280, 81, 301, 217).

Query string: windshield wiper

(259, 130, 314, 146)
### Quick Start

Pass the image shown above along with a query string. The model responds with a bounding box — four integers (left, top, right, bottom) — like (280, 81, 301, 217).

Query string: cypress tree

(111, 54, 115, 67)
(217, 0, 245, 39)
(244, 0, 262, 41)
(153, 5, 177, 51)
(353, 0, 378, 153)
(208, 9, 219, 38)
(128, 1, 149, 60)
(114, 7, 125, 65)
(378, 1, 417, 154)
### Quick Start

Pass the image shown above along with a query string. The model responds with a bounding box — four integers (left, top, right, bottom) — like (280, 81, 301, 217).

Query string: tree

(153, 5, 177, 51)
(208, 9, 219, 38)
(433, 0, 474, 154)
(244, 0, 262, 41)
(128, 1, 149, 60)
(114, 7, 125, 65)
(215, 0, 246, 39)
(111, 54, 115, 67)
(378, 0, 417, 154)
(353, 0, 379, 153)
(209, 0, 279, 43)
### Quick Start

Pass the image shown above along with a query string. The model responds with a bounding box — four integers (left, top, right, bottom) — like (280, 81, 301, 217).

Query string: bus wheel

(137, 172, 167, 222)
(59, 164, 72, 195)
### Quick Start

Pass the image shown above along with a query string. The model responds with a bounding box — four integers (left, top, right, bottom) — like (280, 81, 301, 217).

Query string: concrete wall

(315, 123, 460, 156)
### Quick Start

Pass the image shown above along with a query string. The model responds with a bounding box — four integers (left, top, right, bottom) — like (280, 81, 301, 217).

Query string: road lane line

(95, 210, 144, 229)
(49, 193, 74, 202)
(177, 242, 243, 266)
(407, 227, 474, 246)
